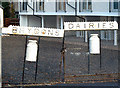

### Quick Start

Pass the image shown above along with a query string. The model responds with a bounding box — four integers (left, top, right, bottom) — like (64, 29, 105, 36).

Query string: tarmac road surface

(2, 35, 119, 87)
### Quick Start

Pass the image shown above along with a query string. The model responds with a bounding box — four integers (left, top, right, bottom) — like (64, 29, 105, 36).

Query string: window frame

(110, 0, 119, 12)
(56, 0, 66, 12)
(79, 0, 92, 12)
(22, 0, 28, 11)
(36, 0, 44, 12)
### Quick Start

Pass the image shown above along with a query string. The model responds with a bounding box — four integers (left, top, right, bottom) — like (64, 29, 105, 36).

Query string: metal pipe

(114, 17, 118, 46)
(114, 30, 117, 45)
(20, 2, 21, 12)
(62, 51, 65, 82)
(99, 33, 102, 69)
(88, 31, 90, 74)
(61, 16, 63, 29)
(61, 32, 65, 82)
(88, 53, 90, 74)
(35, 37, 40, 81)
(42, 16, 44, 28)
(56, 1, 57, 12)
(22, 36, 28, 82)
(60, 23, 65, 81)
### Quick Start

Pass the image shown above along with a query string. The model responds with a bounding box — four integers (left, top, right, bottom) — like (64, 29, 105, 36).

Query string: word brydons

(2, 25, 64, 37)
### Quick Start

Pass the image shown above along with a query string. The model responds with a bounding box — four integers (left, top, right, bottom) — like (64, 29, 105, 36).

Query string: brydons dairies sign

(2, 21, 118, 37)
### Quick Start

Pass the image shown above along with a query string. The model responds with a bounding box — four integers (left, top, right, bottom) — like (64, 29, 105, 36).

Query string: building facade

(0, 4, 3, 88)
(0, 5, 3, 28)
(19, 0, 119, 45)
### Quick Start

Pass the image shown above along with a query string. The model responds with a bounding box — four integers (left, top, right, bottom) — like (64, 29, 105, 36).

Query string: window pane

(57, 0, 66, 11)
(114, 0, 118, 9)
(23, 2, 27, 10)
(83, 2, 87, 9)
(114, 2, 118, 9)
(22, 0, 27, 11)
(82, 0, 92, 10)
(88, 1, 91, 9)
(39, 0, 44, 11)
(59, 2, 61, 10)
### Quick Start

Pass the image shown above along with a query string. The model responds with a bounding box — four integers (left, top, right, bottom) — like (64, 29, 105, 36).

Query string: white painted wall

(27, 0, 34, 12)
(45, 1, 56, 12)
(20, 15, 28, 26)
(92, 1, 109, 12)
(66, 1, 75, 12)
(0, 7, 3, 27)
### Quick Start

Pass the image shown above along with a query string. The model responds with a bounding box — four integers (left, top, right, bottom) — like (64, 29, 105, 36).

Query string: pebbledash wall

(18, 0, 119, 45)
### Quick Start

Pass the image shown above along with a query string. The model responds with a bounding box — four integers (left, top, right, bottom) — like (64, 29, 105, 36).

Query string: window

(114, 0, 118, 9)
(36, 0, 44, 11)
(20, 0, 27, 11)
(80, 0, 92, 12)
(110, 0, 118, 12)
(22, 0, 27, 11)
(39, 0, 44, 11)
(57, 0, 66, 11)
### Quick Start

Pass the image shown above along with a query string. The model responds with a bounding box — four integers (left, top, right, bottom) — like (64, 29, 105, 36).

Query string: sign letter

(68, 23, 74, 29)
